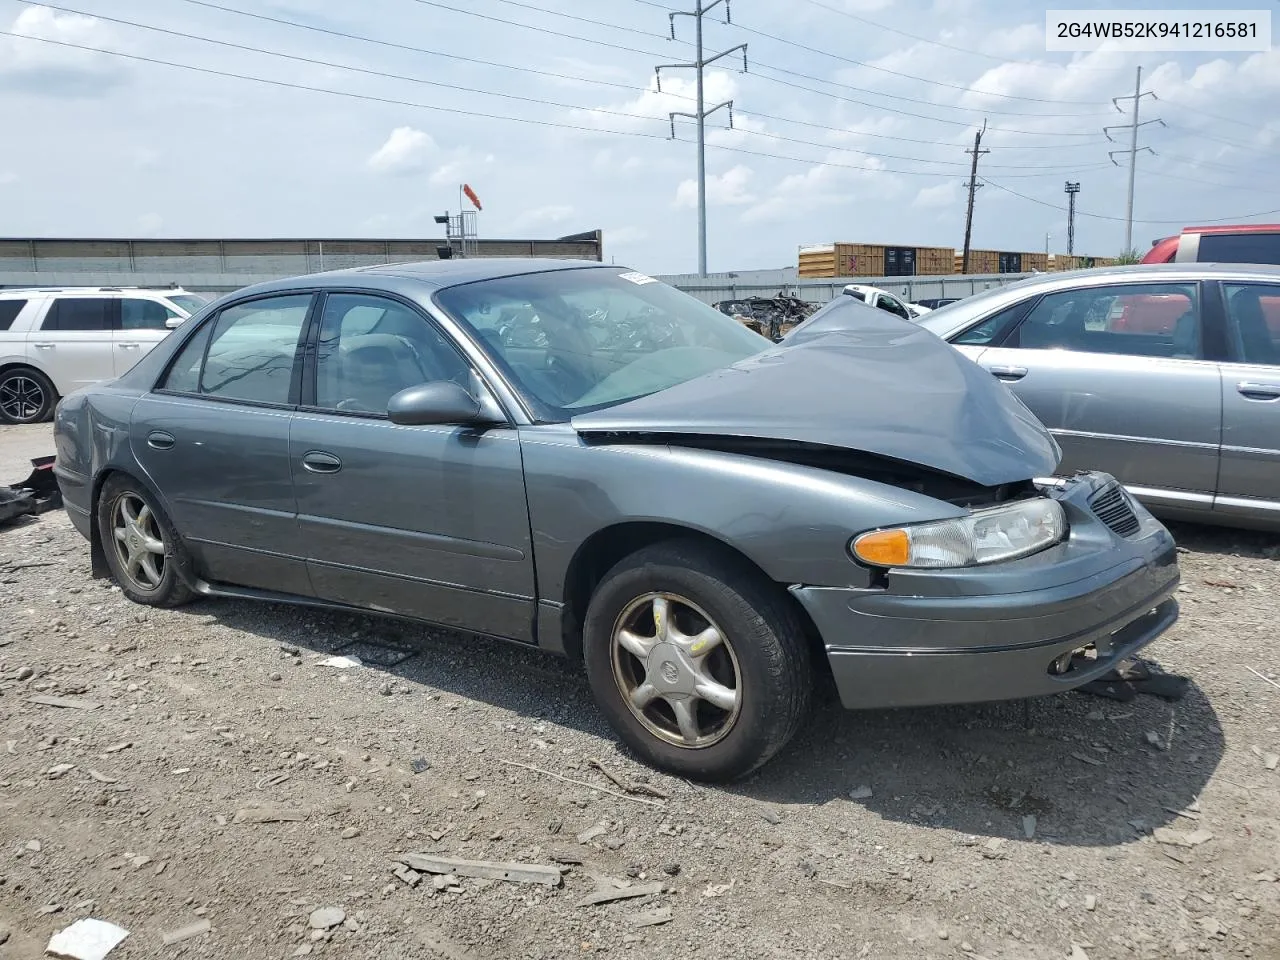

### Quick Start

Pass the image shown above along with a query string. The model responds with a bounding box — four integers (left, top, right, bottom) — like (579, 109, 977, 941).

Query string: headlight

(851, 498, 1067, 569)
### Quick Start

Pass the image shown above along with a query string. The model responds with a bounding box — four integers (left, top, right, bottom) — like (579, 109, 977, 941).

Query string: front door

(115, 297, 181, 376)
(973, 280, 1220, 514)
(130, 293, 315, 595)
(290, 292, 536, 641)
(1214, 280, 1280, 522)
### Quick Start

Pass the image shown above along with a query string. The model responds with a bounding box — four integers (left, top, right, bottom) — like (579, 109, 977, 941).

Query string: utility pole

(656, 1, 747, 277)
(960, 120, 988, 274)
(1105, 66, 1163, 254)
(1064, 181, 1081, 255)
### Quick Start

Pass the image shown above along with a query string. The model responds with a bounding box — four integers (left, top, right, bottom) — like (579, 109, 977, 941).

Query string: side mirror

(387, 381, 490, 426)
(165, 316, 185, 329)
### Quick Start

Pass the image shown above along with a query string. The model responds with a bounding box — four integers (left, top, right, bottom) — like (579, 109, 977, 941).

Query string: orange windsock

(463, 184, 482, 211)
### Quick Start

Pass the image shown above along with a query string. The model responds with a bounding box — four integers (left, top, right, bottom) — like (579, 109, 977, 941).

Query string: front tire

(583, 540, 812, 782)
(96, 475, 195, 608)
(0, 367, 57, 424)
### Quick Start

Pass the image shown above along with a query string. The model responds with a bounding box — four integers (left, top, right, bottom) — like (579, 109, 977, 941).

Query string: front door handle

(1237, 381, 1280, 401)
(301, 451, 342, 474)
(118, 342, 141, 349)
(986, 364, 1028, 382)
(146, 431, 175, 450)
(32, 342, 55, 349)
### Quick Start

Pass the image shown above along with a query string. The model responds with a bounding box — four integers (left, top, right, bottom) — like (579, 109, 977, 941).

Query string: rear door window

(42, 298, 114, 331)
(1198, 233, 1280, 265)
(1221, 283, 1280, 365)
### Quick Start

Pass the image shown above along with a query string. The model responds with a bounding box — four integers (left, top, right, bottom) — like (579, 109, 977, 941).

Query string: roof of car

(228, 258, 613, 300)
(1011, 262, 1280, 285)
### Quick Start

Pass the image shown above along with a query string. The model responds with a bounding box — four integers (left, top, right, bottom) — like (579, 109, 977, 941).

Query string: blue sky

(0, 0, 1275, 274)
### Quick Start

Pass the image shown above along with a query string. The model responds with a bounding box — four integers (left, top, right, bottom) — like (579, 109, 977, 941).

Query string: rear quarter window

(0, 299, 27, 331)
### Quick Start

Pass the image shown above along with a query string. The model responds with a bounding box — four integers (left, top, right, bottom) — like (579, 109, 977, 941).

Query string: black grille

(1090, 482, 1140, 538)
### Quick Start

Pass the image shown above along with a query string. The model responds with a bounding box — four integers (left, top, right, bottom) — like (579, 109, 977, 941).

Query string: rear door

(130, 293, 315, 595)
(1214, 280, 1280, 522)
(116, 296, 182, 375)
(973, 280, 1221, 514)
(30, 296, 116, 394)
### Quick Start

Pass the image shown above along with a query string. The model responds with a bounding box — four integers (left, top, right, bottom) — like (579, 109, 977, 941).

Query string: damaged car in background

(712, 293, 818, 341)
(53, 260, 1181, 781)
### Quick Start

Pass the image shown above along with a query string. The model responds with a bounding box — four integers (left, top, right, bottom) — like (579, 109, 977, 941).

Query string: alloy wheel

(0, 375, 45, 422)
(110, 493, 167, 591)
(610, 592, 742, 749)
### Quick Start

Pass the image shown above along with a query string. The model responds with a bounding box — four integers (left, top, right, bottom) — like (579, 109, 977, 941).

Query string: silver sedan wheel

(610, 592, 743, 749)
(110, 493, 167, 591)
(0, 375, 45, 422)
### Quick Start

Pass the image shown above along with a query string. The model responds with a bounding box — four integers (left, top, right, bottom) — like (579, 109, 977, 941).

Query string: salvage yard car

(52, 260, 1181, 781)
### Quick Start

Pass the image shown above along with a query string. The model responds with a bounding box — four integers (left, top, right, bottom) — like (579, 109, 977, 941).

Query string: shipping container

(798, 242, 956, 278)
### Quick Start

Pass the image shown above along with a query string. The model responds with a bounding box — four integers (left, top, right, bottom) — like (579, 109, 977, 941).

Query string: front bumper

(792, 472, 1181, 710)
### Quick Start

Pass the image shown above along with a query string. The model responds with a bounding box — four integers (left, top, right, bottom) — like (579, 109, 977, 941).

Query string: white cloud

(136, 213, 163, 236)
(0, 7, 126, 96)
(428, 152, 495, 188)
(367, 127, 437, 176)
(511, 205, 575, 230)
(675, 165, 756, 208)
(913, 182, 959, 208)
(606, 226, 649, 246)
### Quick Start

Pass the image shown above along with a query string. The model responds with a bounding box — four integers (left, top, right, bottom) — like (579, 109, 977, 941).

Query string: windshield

(166, 293, 210, 315)
(434, 267, 771, 420)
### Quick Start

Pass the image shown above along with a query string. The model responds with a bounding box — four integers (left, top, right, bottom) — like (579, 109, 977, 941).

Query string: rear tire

(583, 539, 812, 782)
(0, 367, 56, 424)
(96, 474, 196, 608)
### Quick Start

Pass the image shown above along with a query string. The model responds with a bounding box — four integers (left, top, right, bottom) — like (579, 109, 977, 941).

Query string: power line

(19, 3, 1104, 173)
(980, 177, 1280, 225)
(170, 0, 1104, 152)
(0, 30, 1104, 182)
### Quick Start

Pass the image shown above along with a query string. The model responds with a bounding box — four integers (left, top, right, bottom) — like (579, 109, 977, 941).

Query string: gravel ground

(1, 425, 1278, 960)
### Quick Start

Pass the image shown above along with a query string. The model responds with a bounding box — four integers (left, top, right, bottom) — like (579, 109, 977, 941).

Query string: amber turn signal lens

(851, 529, 910, 567)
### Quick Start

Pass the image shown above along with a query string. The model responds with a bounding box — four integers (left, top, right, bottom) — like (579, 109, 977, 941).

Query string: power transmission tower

(1064, 181, 1081, 256)
(960, 120, 988, 274)
(655, 0, 747, 277)
(1105, 66, 1163, 254)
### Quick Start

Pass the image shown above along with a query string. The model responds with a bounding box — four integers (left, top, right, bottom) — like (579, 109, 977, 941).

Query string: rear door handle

(301, 451, 342, 474)
(986, 364, 1028, 382)
(118, 342, 141, 349)
(1237, 381, 1280, 401)
(146, 431, 175, 450)
(32, 342, 55, 349)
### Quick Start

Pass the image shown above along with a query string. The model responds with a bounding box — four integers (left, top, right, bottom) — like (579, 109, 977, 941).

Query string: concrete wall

(0, 235, 603, 294)
(665, 273, 1033, 306)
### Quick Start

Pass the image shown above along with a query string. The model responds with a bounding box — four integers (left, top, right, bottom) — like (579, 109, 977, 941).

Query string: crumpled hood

(571, 312, 1060, 487)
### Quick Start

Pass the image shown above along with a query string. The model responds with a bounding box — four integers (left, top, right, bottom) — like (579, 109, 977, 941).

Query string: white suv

(0, 286, 208, 424)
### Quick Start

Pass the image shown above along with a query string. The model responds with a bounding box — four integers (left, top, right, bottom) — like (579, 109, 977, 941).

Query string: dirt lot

(1, 424, 1278, 960)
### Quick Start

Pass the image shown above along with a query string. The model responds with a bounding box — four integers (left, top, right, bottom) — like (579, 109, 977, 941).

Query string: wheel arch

(88, 467, 178, 581)
(557, 520, 825, 672)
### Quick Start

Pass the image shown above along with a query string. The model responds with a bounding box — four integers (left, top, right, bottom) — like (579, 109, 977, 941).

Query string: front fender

(519, 427, 971, 603)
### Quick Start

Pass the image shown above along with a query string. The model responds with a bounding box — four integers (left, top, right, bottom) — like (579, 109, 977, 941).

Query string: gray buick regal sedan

(53, 259, 1181, 781)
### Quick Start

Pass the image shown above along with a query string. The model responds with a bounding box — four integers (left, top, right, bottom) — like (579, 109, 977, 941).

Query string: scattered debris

(1145, 731, 1164, 750)
(232, 807, 308, 824)
(662, 863, 681, 876)
(576, 881, 665, 907)
(981, 838, 1007, 859)
(1153, 827, 1213, 848)
(87, 770, 117, 784)
(46, 763, 75, 779)
(629, 908, 673, 928)
(317, 656, 361, 670)
(1070, 946, 1091, 960)
(586, 758, 669, 799)
(1070, 752, 1104, 766)
(398, 854, 563, 887)
(1022, 815, 1037, 839)
(1196, 917, 1226, 938)
(160, 919, 211, 946)
(1245, 667, 1280, 692)
(497, 759, 664, 807)
(410, 758, 431, 775)
(341, 827, 361, 840)
(703, 879, 736, 898)
(45, 918, 129, 960)
(577, 825, 607, 845)
(849, 785, 874, 800)
(760, 810, 781, 825)
(393, 865, 421, 887)
(1084, 895, 1097, 911)
(1251, 871, 1278, 883)
(28, 695, 102, 711)
(103, 743, 132, 754)
(308, 908, 345, 931)
(26, 839, 42, 852)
